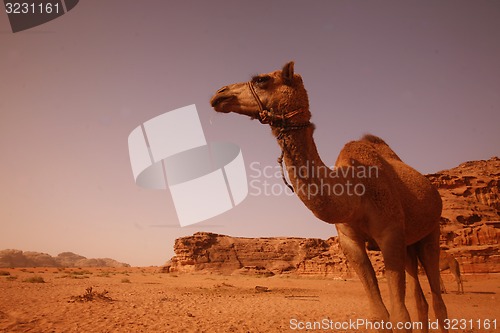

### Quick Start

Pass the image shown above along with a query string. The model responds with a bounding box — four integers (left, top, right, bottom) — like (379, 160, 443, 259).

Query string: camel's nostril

(217, 86, 228, 94)
(211, 98, 221, 106)
(211, 96, 229, 107)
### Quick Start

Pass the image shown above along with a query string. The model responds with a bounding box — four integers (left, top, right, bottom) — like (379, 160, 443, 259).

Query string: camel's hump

(360, 134, 403, 162)
(361, 134, 388, 145)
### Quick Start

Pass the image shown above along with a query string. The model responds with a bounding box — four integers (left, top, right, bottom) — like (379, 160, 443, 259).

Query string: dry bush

(56, 270, 93, 279)
(69, 287, 114, 303)
(23, 276, 45, 283)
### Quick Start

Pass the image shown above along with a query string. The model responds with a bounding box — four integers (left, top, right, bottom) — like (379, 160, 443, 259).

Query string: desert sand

(0, 267, 498, 333)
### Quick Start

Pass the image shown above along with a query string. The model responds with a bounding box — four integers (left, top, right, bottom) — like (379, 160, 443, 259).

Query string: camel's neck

(272, 125, 358, 223)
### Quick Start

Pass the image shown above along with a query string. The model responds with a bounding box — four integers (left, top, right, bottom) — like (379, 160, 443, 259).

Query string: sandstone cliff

(427, 156, 500, 225)
(429, 156, 500, 273)
(167, 233, 328, 275)
(166, 157, 500, 276)
(0, 250, 130, 268)
(166, 232, 385, 276)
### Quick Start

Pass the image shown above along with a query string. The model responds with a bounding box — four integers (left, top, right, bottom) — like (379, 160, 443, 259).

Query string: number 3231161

(443, 319, 497, 330)
(5, 2, 61, 14)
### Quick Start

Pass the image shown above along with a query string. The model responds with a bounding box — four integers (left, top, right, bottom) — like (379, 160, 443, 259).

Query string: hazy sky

(1, 1, 499, 266)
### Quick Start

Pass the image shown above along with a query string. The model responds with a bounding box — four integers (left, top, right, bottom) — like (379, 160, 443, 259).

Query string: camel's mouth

(210, 92, 261, 119)
(210, 95, 234, 113)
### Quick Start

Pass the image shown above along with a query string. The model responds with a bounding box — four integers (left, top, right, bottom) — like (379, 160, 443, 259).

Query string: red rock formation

(427, 157, 500, 224)
(446, 245, 499, 274)
(428, 157, 500, 273)
(167, 232, 386, 277)
(441, 223, 500, 247)
(168, 233, 332, 275)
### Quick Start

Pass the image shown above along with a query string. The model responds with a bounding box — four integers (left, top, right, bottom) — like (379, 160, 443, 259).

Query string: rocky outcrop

(427, 156, 500, 273)
(427, 157, 500, 225)
(166, 232, 385, 277)
(0, 250, 130, 268)
(295, 237, 385, 277)
(441, 223, 500, 247)
(445, 245, 500, 274)
(167, 233, 329, 275)
(440, 223, 500, 273)
(166, 158, 500, 276)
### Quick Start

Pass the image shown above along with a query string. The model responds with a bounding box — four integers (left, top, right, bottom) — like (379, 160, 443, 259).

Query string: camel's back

(337, 134, 442, 244)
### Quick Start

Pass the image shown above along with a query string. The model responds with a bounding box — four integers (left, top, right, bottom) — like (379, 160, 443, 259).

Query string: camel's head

(210, 62, 310, 123)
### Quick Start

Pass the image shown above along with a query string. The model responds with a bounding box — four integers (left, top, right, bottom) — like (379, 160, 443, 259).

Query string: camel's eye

(252, 75, 271, 85)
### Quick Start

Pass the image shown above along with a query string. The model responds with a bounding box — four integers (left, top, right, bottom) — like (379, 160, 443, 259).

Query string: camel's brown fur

(211, 62, 448, 332)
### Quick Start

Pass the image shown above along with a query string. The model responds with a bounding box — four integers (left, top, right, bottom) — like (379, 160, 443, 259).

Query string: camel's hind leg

(337, 229, 391, 332)
(417, 228, 448, 333)
(378, 232, 412, 332)
(439, 274, 447, 294)
(439, 255, 448, 294)
(406, 244, 429, 333)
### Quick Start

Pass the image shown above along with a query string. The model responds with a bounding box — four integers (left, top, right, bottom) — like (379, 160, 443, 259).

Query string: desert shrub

(56, 270, 92, 279)
(0, 270, 11, 276)
(6, 276, 18, 281)
(121, 278, 131, 283)
(69, 287, 113, 303)
(59, 274, 89, 279)
(23, 276, 45, 283)
(71, 270, 93, 275)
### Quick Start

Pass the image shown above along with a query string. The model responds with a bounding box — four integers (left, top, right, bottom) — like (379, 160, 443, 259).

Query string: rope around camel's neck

(274, 122, 327, 191)
(274, 123, 357, 223)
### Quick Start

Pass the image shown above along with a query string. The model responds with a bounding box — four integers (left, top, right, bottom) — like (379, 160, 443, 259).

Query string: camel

(210, 62, 448, 333)
(440, 250, 464, 294)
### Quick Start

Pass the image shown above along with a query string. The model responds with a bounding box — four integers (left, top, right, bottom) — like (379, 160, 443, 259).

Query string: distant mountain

(0, 249, 130, 268)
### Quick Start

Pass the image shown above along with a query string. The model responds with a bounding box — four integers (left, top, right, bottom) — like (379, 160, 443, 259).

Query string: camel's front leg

(337, 227, 391, 333)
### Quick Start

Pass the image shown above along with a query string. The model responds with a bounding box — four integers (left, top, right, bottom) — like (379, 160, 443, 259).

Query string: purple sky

(1, 1, 499, 266)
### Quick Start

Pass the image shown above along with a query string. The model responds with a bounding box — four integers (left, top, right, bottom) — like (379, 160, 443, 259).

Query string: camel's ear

(282, 61, 295, 85)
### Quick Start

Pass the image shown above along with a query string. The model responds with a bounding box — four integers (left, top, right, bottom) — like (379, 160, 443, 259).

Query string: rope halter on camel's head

(246, 81, 310, 130)
(247, 80, 312, 193)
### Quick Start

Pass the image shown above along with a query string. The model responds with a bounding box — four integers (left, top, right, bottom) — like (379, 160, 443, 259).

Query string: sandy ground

(0, 268, 498, 333)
